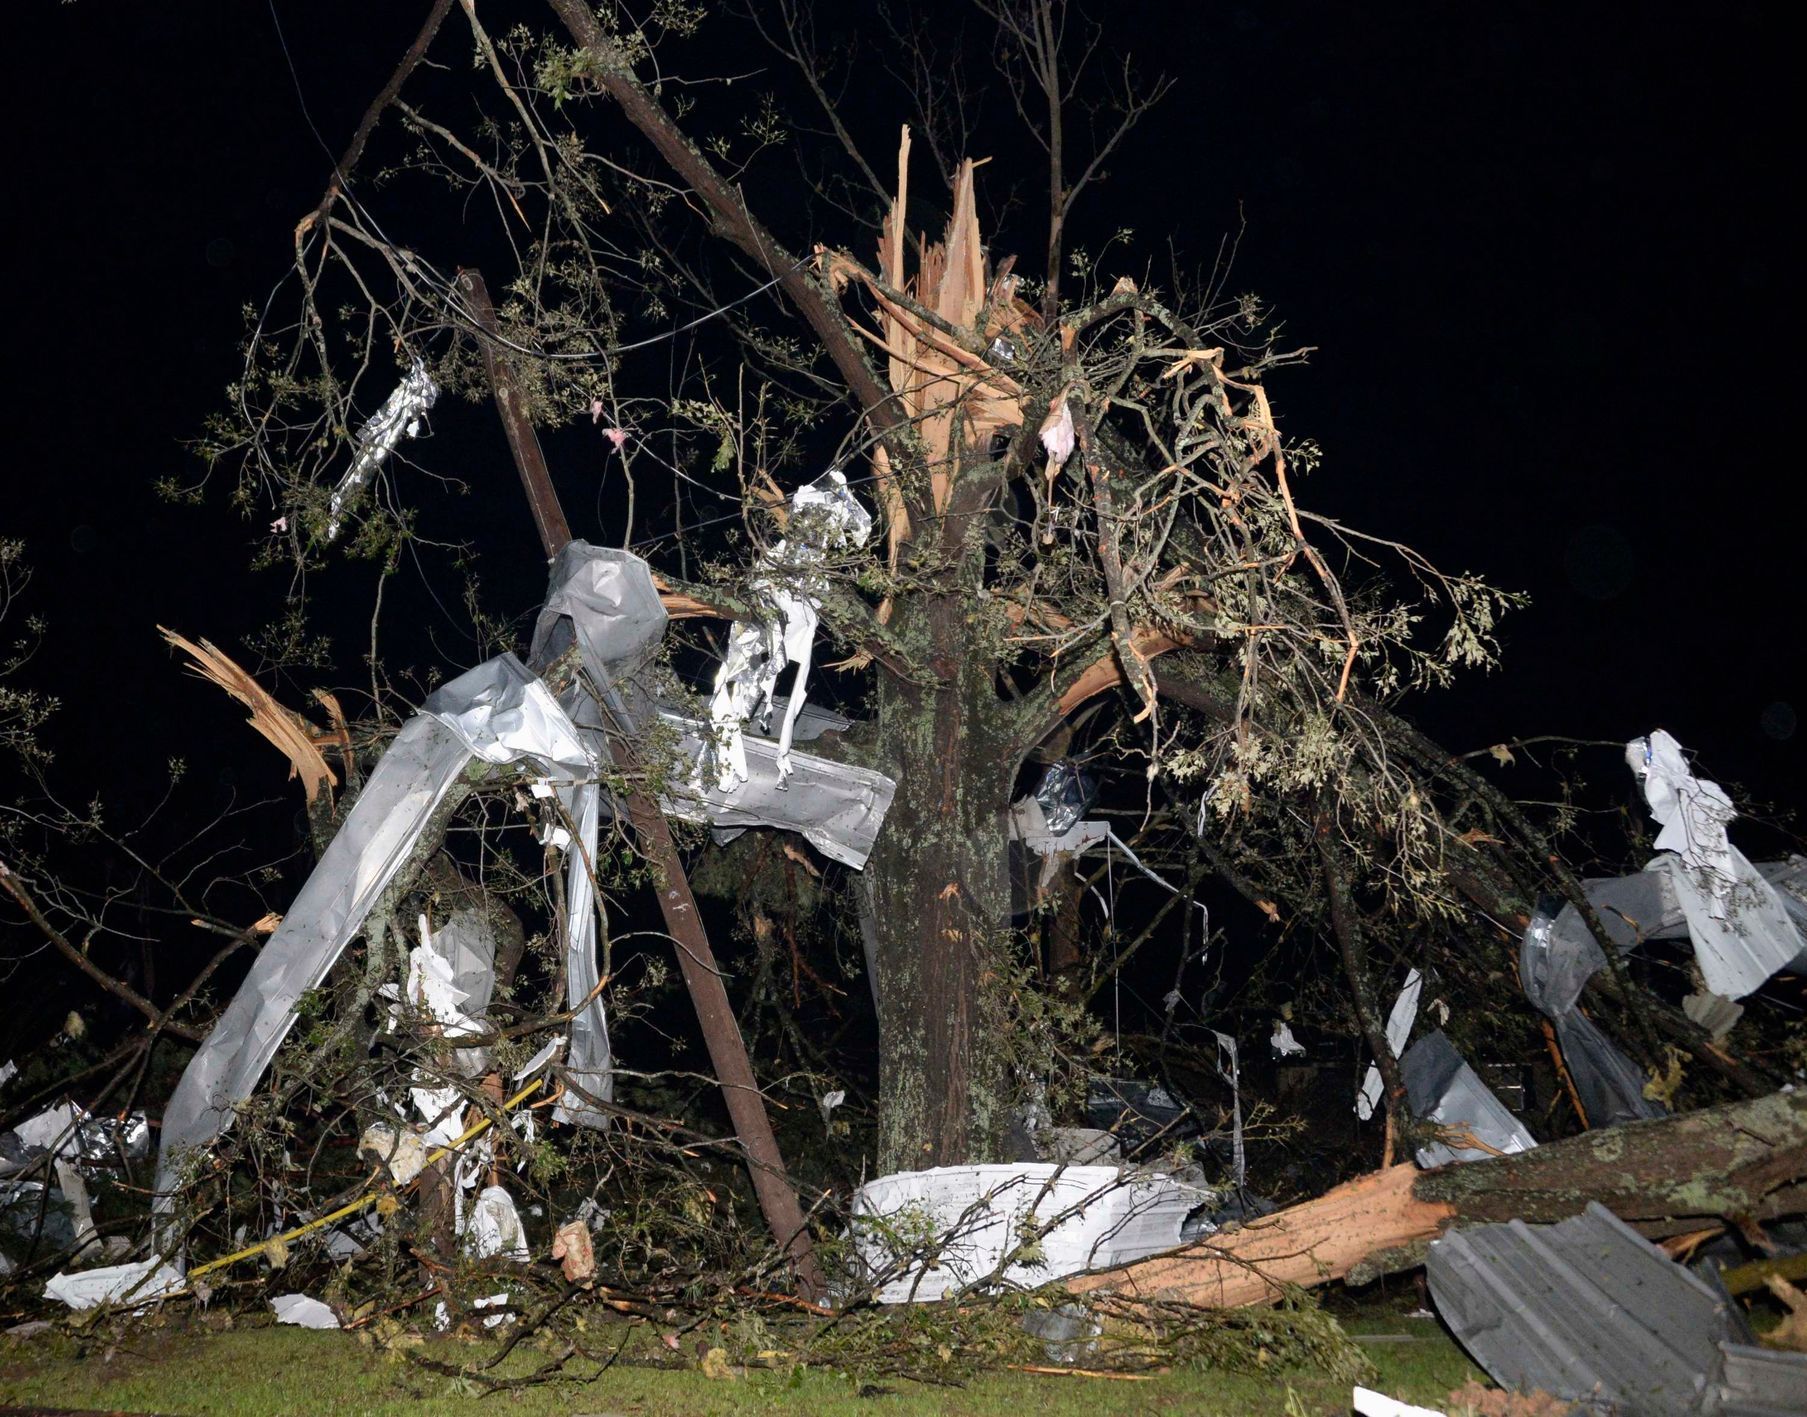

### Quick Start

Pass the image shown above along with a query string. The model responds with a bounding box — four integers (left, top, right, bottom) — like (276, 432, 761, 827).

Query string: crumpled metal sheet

(657, 712, 895, 869)
(700, 470, 872, 789)
(1521, 898, 1668, 1130)
(1401, 1030, 1538, 1167)
(1427, 1202, 1759, 1415)
(326, 357, 438, 540)
(852, 1163, 1214, 1303)
(529, 540, 669, 688)
(1, 1100, 150, 1176)
(1033, 761, 1096, 835)
(1628, 730, 1804, 999)
(1754, 855, 1807, 969)
(156, 653, 596, 1209)
(552, 780, 612, 1125)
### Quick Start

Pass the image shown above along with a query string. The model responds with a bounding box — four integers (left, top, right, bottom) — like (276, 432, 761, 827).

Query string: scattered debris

(43, 1257, 184, 1312)
(852, 1163, 1214, 1303)
(270, 1293, 340, 1329)
(551, 1218, 595, 1285)
(325, 356, 438, 540)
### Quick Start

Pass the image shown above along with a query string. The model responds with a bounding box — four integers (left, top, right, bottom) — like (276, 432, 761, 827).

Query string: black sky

(11, 3, 1801, 823)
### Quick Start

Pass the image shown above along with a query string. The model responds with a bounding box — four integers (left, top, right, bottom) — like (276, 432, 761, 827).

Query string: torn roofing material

(155, 653, 603, 1210)
(1520, 898, 1668, 1130)
(157, 545, 897, 1218)
(1626, 730, 1805, 999)
(1426, 1201, 1806, 1415)
(1400, 1030, 1537, 1167)
(656, 713, 895, 870)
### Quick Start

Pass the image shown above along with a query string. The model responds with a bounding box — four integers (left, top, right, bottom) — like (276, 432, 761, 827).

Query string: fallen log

(1068, 1090, 1807, 1308)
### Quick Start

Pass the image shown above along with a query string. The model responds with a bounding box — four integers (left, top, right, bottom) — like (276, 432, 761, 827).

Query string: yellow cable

(188, 1076, 545, 1279)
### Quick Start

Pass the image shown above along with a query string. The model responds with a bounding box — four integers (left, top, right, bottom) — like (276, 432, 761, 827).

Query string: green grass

(0, 1310, 1486, 1417)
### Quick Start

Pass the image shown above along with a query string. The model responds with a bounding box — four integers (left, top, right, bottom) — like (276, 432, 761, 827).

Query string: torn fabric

(1400, 1030, 1537, 1167)
(326, 357, 438, 540)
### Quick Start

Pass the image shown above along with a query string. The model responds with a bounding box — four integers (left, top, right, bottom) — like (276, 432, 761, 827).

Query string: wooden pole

(460, 268, 823, 1296)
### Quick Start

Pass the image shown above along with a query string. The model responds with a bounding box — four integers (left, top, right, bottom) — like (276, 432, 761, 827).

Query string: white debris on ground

(42, 1257, 184, 1311)
(851, 1163, 1214, 1304)
(270, 1293, 340, 1329)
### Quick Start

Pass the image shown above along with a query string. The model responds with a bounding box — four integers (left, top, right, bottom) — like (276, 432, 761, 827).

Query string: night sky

(12, 3, 1801, 831)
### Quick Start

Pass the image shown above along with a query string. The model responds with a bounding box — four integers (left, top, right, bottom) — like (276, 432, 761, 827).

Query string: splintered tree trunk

(869, 594, 1022, 1174)
(1067, 1090, 1807, 1308)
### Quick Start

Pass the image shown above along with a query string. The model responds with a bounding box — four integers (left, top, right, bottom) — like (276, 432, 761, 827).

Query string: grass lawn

(0, 1305, 1486, 1417)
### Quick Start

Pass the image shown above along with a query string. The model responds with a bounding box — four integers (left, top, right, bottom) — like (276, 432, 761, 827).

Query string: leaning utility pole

(459, 267, 823, 1298)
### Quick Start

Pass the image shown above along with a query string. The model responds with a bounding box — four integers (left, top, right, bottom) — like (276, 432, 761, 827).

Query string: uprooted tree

(10, 1, 1799, 1306)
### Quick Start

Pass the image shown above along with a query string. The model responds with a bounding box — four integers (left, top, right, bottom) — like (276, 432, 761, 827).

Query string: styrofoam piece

(851, 1163, 1211, 1303)
(270, 1293, 340, 1329)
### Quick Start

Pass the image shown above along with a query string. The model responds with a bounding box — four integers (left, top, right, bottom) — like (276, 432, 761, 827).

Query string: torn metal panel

(1755, 856, 1807, 967)
(1357, 968, 1422, 1121)
(1427, 1202, 1748, 1415)
(1401, 1030, 1537, 1167)
(1628, 730, 1804, 999)
(326, 356, 438, 540)
(1715, 1342, 1807, 1417)
(699, 470, 872, 790)
(657, 712, 895, 869)
(156, 654, 598, 1211)
(527, 540, 669, 689)
(1521, 902, 1667, 1129)
(553, 780, 613, 1126)
(852, 1163, 1214, 1303)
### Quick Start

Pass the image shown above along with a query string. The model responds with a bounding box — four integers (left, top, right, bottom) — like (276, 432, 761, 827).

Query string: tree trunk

(1067, 1089, 1807, 1308)
(868, 592, 1023, 1173)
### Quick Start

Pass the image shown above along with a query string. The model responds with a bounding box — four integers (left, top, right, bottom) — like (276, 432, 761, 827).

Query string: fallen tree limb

(1068, 1090, 1807, 1308)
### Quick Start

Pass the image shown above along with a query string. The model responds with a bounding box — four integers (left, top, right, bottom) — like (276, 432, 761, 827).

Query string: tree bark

(868, 591, 1023, 1173)
(1068, 1089, 1807, 1308)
